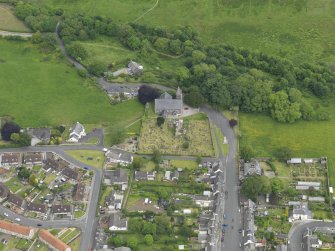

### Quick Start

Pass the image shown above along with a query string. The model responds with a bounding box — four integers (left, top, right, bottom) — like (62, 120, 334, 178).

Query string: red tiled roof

(0, 220, 33, 237)
(39, 229, 71, 251)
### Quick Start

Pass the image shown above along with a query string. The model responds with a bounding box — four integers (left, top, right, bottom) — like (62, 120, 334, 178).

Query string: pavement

(201, 106, 243, 250)
(288, 220, 335, 251)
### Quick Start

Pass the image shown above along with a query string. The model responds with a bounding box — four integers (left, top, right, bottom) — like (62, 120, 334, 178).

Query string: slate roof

(62, 167, 82, 181)
(104, 169, 128, 184)
(128, 60, 143, 75)
(0, 182, 10, 199)
(134, 171, 156, 181)
(154, 90, 182, 115)
(28, 128, 51, 141)
(70, 122, 84, 135)
(25, 152, 43, 163)
(72, 183, 85, 201)
(109, 213, 127, 229)
(26, 202, 47, 213)
(7, 194, 24, 208)
(1, 153, 21, 164)
(106, 150, 133, 164)
(52, 205, 71, 214)
(244, 160, 262, 176)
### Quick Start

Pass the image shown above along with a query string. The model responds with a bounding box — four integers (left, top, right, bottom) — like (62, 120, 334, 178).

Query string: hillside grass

(0, 39, 144, 137)
(239, 107, 335, 185)
(0, 4, 30, 32)
(26, 0, 335, 64)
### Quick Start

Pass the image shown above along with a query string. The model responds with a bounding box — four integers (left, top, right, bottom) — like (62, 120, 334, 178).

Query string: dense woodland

(12, 2, 335, 123)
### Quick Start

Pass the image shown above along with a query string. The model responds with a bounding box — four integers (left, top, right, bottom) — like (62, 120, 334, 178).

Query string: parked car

(3, 213, 8, 217)
(15, 218, 21, 222)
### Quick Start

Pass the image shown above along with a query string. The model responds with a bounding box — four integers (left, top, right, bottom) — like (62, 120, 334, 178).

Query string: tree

(184, 90, 205, 107)
(152, 149, 161, 164)
(132, 157, 145, 170)
(241, 176, 271, 201)
(271, 177, 284, 194)
(128, 218, 143, 232)
(18, 167, 31, 179)
(275, 147, 292, 162)
(157, 116, 165, 127)
(178, 225, 193, 237)
(87, 61, 106, 76)
(142, 222, 157, 235)
(229, 119, 238, 128)
(10, 133, 20, 143)
(66, 43, 88, 61)
(1, 122, 20, 141)
(240, 145, 254, 161)
(138, 85, 160, 104)
(29, 174, 38, 187)
(196, 156, 202, 165)
(144, 234, 154, 246)
(127, 236, 138, 249)
(16, 132, 32, 146)
(107, 236, 123, 247)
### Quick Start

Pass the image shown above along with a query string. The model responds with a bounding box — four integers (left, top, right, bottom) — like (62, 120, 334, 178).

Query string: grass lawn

(43, 173, 57, 185)
(68, 237, 80, 251)
(239, 111, 335, 186)
(169, 160, 198, 170)
(99, 186, 112, 207)
(15, 239, 32, 250)
(65, 150, 105, 169)
(141, 161, 156, 171)
(26, 0, 335, 65)
(0, 39, 143, 136)
(61, 229, 80, 243)
(0, 4, 30, 32)
(4, 177, 23, 193)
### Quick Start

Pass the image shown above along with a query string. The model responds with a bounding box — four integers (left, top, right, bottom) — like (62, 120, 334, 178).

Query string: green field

(0, 4, 30, 32)
(240, 108, 335, 185)
(26, 0, 335, 64)
(65, 150, 105, 169)
(0, 39, 143, 141)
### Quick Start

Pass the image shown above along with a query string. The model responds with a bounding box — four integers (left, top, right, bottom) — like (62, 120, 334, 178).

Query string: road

(288, 220, 335, 251)
(0, 30, 32, 37)
(201, 106, 243, 250)
(0, 146, 102, 251)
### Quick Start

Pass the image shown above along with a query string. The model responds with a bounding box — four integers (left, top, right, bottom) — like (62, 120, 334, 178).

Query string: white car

(15, 218, 21, 222)
(3, 213, 8, 217)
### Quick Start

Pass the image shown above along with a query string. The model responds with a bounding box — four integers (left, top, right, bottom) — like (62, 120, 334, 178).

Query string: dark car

(238, 228, 242, 233)
(37, 224, 42, 227)
(84, 167, 89, 170)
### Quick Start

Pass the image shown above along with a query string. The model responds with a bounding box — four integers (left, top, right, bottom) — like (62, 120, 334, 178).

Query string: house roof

(1, 152, 20, 164)
(0, 220, 34, 237)
(104, 169, 128, 183)
(52, 205, 71, 214)
(62, 167, 81, 181)
(135, 171, 155, 180)
(25, 152, 43, 163)
(155, 98, 182, 112)
(26, 202, 47, 213)
(8, 194, 24, 208)
(28, 128, 51, 141)
(39, 229, 71, 251)
(244, 160, 262, 176)
(109, 212, 127, 228)
(70, 122, 84, 135)
(106, 150, 133, 163)
(72, 183, 85, 201)
(0, 182, 10, 199)
(159, 92, 172, 99)
(115, 247, 131, 251)
(128, 61, 143, 75)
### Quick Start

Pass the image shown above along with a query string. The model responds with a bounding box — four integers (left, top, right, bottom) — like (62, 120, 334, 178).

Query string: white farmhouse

(68, 122, 86, 142)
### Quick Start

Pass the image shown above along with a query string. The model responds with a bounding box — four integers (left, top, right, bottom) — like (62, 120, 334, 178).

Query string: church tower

(176, 86, 183, 100)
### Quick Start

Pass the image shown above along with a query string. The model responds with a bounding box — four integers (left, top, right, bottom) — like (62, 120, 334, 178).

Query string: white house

(109, 213, 128, 231)
(68, 122, 86, 142)
(289, 202, 312, 222)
